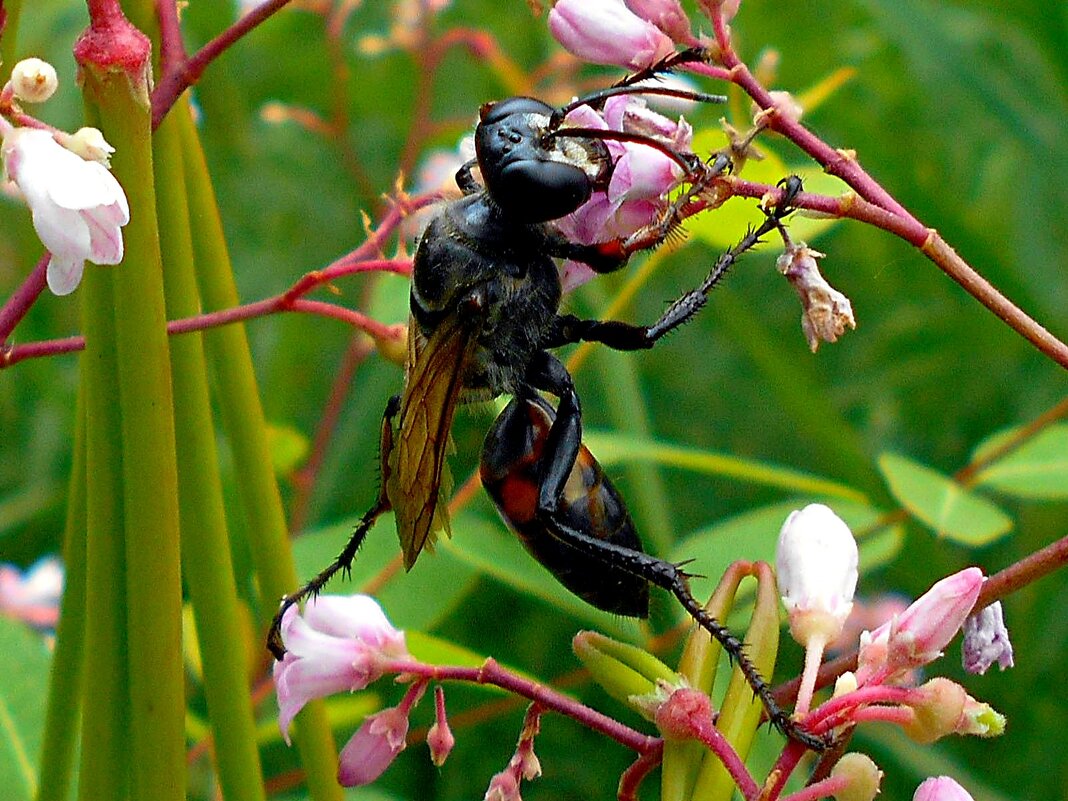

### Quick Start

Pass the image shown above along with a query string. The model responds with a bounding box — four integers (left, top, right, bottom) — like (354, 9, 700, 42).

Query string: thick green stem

(154, 108, 267, 801)
(77, 264, 130, 801)
(35, 386, 88, 801)
(80, 58, 186, 801)
(175, 103, 344, 801)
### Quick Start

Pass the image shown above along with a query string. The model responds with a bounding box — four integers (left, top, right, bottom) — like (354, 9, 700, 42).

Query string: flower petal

(46, 252, 87, 296)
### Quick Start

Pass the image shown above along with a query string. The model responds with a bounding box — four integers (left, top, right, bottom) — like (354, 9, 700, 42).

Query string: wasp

(268, 48, 819, 748)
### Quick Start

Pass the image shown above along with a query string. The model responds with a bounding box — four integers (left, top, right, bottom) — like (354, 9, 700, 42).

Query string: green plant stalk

(154, 111, 267, 801)
(662, 563, 744, 801)
(77, 264, 130, 801)
(0, 0, 22, 74)
(175, 104, 344, 801)
(692, 563, 781, 801)
(35, 390, 88, 801)
(80, 67, 185, 801)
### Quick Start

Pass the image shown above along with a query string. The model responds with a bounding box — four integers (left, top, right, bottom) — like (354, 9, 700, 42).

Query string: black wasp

(268, 48, 819, 748)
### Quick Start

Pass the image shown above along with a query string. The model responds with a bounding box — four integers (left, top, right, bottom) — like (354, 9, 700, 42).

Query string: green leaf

(583, 430, 867, 502)
(0, 619, 52, 801)
(971, 423, 1068, 500)
(878, 453, 1013, 545)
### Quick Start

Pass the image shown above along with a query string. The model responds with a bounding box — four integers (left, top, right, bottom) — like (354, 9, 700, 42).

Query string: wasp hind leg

(266, 394, 402, 659)
(524, 353, 826, 751)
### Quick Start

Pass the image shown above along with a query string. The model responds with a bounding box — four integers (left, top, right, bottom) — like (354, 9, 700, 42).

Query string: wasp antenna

(548, 127, 699, 174)
(553, 85, 726, 124)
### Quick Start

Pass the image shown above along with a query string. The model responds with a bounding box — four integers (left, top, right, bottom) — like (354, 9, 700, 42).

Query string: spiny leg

(266, 395, 401, 659)
(546, 176, 802, 350)
(527, 308, 826, 751)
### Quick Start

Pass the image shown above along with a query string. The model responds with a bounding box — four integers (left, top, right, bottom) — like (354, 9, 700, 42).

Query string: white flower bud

(10, 58, 59, 104)
(776, 503, 858, 648)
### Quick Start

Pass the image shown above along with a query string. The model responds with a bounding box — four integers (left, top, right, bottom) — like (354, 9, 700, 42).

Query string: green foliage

(1, 1, 1066, 800)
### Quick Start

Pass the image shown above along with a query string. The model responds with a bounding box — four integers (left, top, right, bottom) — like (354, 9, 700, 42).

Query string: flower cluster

(555, 95, 696, 291)
(774, 503, 1008, 798)
(1, 58, 130, 296)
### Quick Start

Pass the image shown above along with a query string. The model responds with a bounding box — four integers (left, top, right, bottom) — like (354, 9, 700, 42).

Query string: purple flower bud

(913, 776, 976, 801)
(548, 0, 676, 70)
(337, 705, 410, 787)
(961, 601, 1014, 674)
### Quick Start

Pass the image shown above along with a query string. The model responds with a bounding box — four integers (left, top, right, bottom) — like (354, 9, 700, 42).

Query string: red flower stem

(0, 257, 411, 369)
(762, 741, 807, 800)
(779, 774, 850, 801)
(805, 684, 913, 730)
(979, 532, 1068, 610)
(617, 743, 664, 801)
(150, 0, 297, 128)
(384, 658, 659, 755)
(155, 0, 186, 80)
(850, 705, 914, 727)
(683, 708, 759, 799)
(0, 253, 47, 343)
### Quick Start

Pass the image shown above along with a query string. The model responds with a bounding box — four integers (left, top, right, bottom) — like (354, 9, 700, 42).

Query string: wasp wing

(388, 313, 477, 570)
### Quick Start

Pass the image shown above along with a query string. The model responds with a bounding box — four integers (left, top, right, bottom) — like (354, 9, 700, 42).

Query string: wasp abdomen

(480, 396, 649, 617)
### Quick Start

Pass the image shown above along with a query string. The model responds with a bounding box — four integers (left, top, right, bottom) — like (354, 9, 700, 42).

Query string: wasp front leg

(546, 177, 803, 351)
(266, 394, 401, 659)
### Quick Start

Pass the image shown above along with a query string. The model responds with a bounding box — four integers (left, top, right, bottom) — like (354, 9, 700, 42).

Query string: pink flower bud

(856, 568, 983, 685)
(624, 0, 692, 42)
(653, 686, 713, 740)
(913, 777, 976, 801)
(426, 686, 455, 767)
(548, 0, 676, 70)
(961, 601, 1014, 674)
(337, 706, 410, 787)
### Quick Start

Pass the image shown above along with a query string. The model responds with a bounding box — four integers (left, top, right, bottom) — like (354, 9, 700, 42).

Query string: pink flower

(272, 595, 408, 740)
(624, 0, 692, 42)
(555, 98, 692, 291)
(961, 601, 1014, 674)
(0, 557, 64, 631)
(913, 777, 976, 801)
(0, 120, 129, 296)
(856, 568, 984, 685)
(548, 0, 676, 70)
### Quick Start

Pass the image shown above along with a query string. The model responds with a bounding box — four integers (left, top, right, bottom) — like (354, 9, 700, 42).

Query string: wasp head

(475, 97, 611, 223)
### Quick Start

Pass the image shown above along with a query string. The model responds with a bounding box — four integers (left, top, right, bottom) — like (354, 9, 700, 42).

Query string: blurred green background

(1, 1, 1066, 799)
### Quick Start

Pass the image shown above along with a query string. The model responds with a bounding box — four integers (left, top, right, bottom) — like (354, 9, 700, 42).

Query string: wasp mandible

(268, 48, 818, 748)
